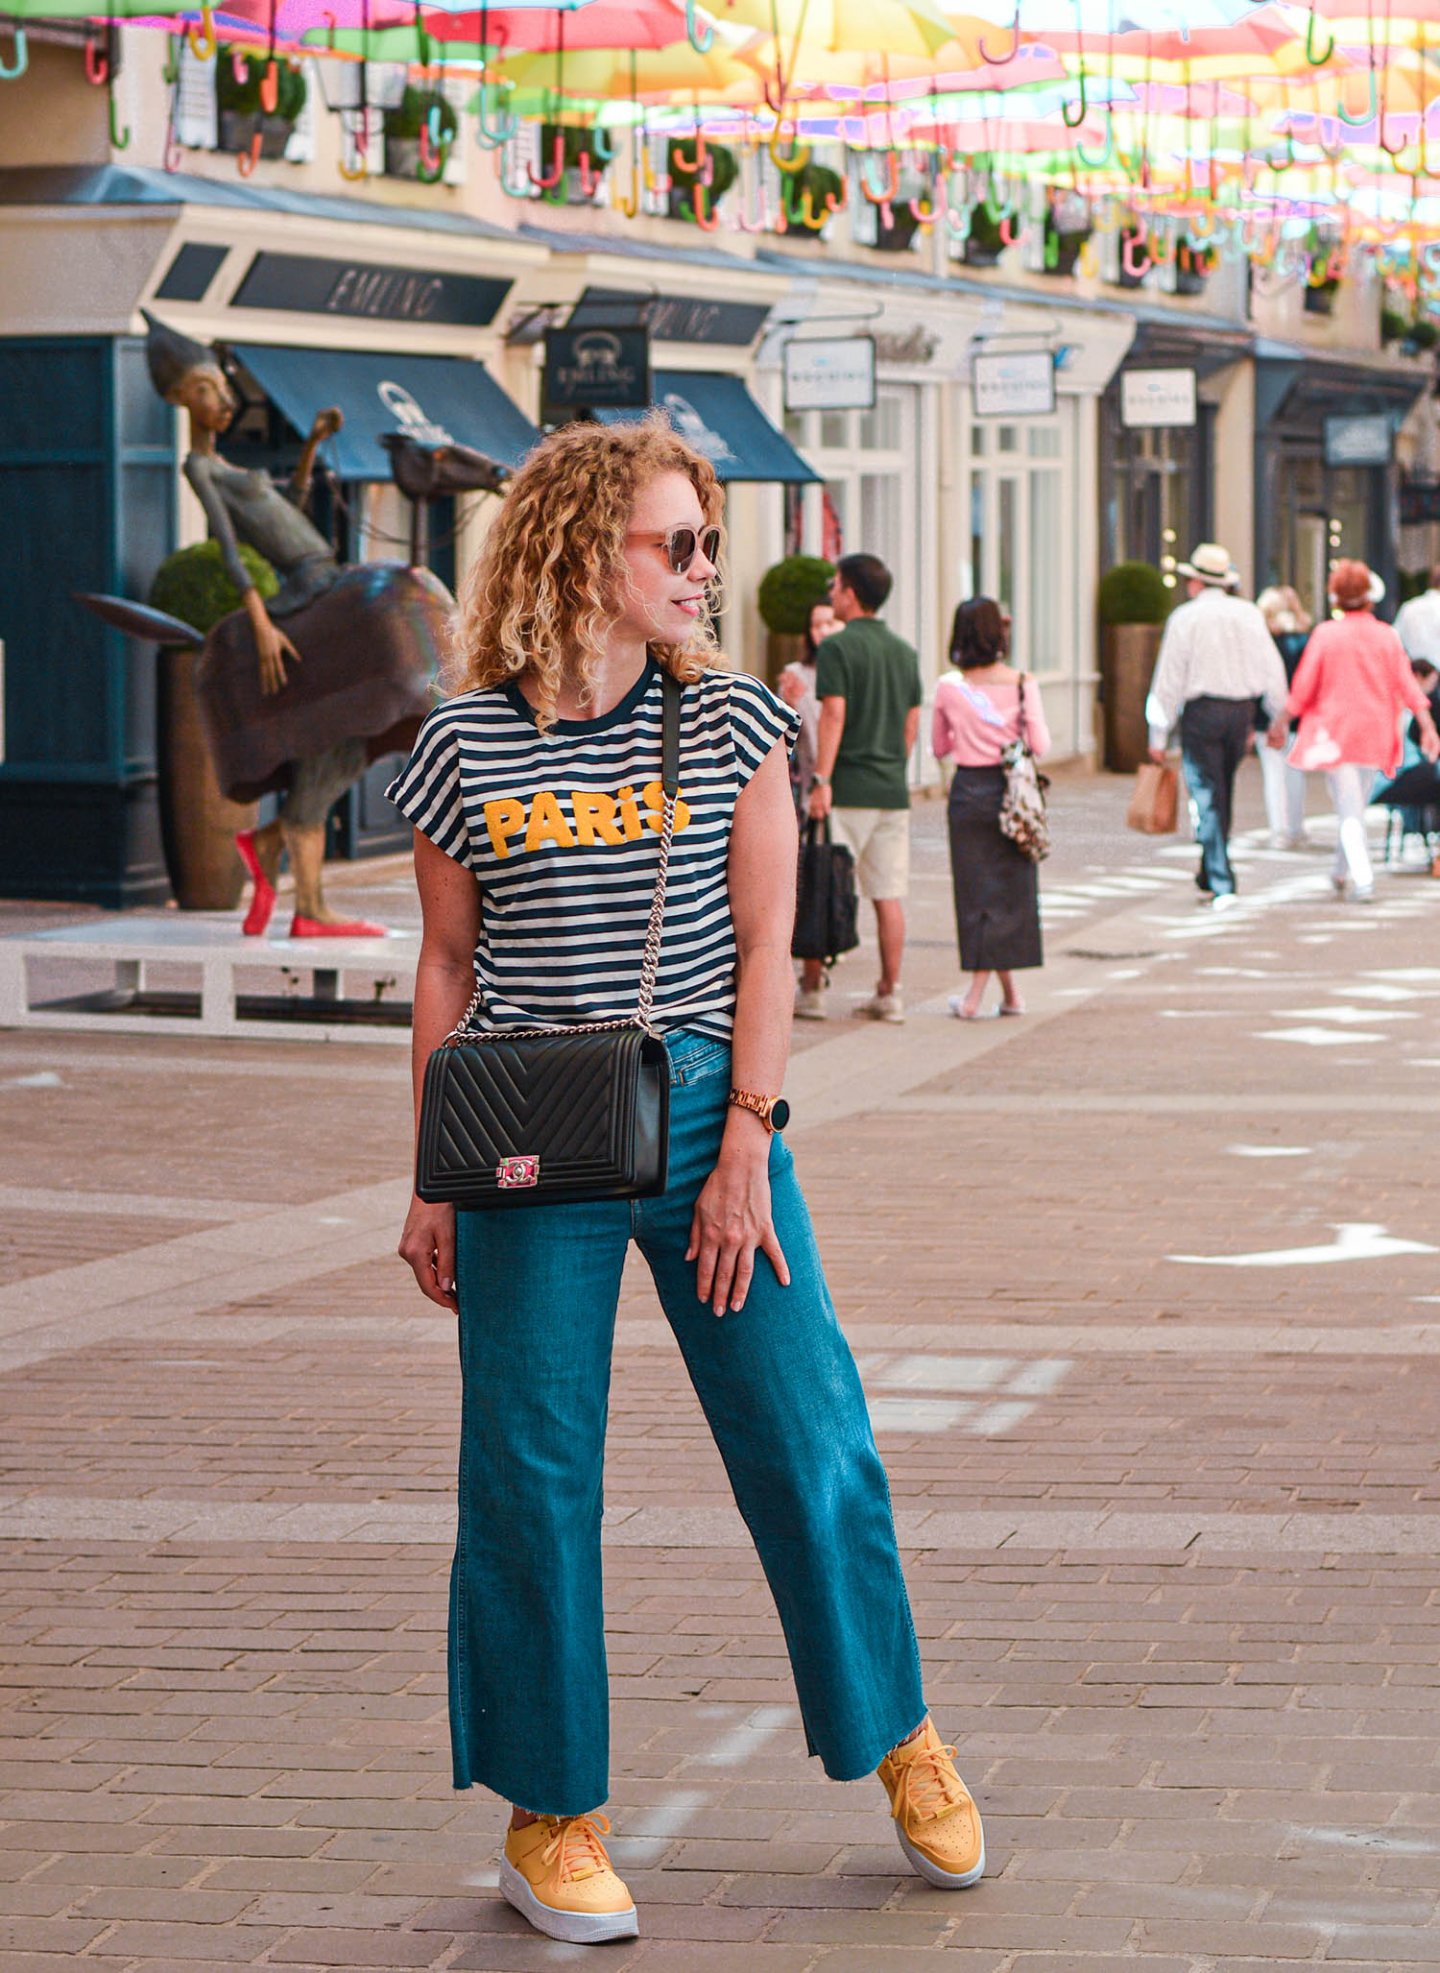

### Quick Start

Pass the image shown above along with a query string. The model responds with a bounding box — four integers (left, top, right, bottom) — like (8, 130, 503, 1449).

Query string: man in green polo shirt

(802, 553, 923, 1024)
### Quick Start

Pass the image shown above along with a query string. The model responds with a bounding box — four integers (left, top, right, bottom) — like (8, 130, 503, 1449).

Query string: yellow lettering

(524, 790, 576, 853)
(483, 796, 526, 859)
(642, 779, 692, 834)
(617, 785, 643, 841)
(571, 790, 624, 846)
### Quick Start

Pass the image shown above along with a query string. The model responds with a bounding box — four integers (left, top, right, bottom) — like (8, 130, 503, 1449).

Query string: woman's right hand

(256, 618, 301, 698)
(398, 1196, 459, 1311)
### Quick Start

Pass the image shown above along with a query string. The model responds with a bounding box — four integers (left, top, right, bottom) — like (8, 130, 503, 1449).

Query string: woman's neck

(544, 636, 650, 722)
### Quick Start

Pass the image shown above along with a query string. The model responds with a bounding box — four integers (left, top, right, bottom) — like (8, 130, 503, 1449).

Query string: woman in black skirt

(932, 598, 1051, 1019)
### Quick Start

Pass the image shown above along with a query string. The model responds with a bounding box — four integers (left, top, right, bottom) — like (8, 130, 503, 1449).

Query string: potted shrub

(148, 540, 277, 909)
(781, 159, 844, 233)
(1382, 303, 1409, 346)
(962, 200, 1006, 268)
(1042, 195, 1091, 275)
(534, 122, 608, 203)
(383, 85, 458, 180)
(667, 139, 738, 221)
(757, 553, 834, 686)
(1097, 560, 1174, 772)
(1403, 318, 1439, 356)
(215, 47, 307, 158)
(872, 198, 921, 253)
(1174, 237, 1215, 296)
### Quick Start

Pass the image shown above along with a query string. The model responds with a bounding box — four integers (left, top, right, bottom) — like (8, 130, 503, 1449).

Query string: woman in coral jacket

(1270, 559, 1439, 900)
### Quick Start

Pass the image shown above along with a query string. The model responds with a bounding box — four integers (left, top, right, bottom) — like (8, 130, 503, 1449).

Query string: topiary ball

(756, 555, 836, 636)
(148, 540, 279, 644)
(1097, 560, 1173, 626)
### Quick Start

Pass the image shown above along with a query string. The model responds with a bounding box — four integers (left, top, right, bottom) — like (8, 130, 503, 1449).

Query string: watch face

(770, 1098, 791, 1132)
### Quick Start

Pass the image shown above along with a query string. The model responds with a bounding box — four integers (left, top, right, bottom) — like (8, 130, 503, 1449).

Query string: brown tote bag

(1127, 761, 1180, 835)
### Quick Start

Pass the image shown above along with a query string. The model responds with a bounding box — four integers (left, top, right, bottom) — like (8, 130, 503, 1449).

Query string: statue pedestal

(0, 916, 416, 1043)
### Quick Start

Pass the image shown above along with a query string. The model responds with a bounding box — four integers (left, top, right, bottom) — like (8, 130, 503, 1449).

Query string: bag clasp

(496, 1155, 540, 1189)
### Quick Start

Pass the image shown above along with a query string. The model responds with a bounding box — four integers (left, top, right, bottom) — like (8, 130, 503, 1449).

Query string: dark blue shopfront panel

(0, 336, 172, 905)
(596, 370, 819, 484)
(232, 345, 540, 480)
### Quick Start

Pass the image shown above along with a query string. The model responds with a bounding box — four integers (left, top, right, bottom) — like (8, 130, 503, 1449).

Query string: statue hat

(142, 309, 218, 398)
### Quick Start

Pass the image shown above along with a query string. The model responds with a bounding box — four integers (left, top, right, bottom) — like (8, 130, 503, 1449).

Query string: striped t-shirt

(386, 658, 798, 1039)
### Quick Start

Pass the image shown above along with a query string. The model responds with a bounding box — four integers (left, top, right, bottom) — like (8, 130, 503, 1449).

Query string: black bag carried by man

(792, 817, 860, 966)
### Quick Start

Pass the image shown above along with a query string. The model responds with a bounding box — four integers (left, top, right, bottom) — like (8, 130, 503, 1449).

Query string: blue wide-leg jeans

(450, 1028, 925, 1815)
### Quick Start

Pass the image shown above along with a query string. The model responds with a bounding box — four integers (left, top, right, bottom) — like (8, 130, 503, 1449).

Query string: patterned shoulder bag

(998, 672, 1051, 864)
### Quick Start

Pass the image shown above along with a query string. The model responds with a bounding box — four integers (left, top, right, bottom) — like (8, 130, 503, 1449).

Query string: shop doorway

(961, 407, 1075, 679)
(782, 386, 926, 656)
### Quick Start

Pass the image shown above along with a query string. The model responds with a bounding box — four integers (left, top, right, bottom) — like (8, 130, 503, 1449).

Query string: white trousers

(1258, 734, 1307, 842)
(1325, 763, 1378, 891)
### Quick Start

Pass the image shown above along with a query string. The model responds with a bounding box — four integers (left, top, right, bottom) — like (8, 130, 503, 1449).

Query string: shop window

(998, 425, 1020, 454)
(1028, 426, 1062, 459)
(859, 394, 902, 451)
(969, 425, 988, 456)
(1028, 471, 1062, 672)
(820, 410, 848, 450)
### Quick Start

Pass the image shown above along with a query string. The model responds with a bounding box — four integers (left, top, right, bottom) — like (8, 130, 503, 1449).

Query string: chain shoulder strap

(442, 670, 682, 1047)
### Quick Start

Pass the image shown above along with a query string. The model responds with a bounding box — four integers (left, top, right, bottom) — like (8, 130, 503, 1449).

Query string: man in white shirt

(1394, 566, 1440, 664)
(1146, 542, 1290, 906)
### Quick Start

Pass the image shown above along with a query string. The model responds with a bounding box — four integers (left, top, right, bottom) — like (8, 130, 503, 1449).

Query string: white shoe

(863, 990, 905, 1023)
(1209, 893, 1240, 913)
(948, 995, 991, 1020)
(1351, 886, 1375, 903)
(795, 986, 828, 1021)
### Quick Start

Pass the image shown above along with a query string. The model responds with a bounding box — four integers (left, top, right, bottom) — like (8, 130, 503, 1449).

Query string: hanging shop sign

(568, 288, 772, 347)
(541, 326, 651, 423)
(972, 348, 1056, 419)
(230, 253, 513, 327)
(1323, 412, 1394, 469)
(1120, 367, 1198, 429)
(782, 336, 876, 413)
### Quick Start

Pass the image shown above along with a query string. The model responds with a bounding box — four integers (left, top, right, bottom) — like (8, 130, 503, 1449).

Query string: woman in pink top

(1269, 559, 1439, 900)
(933, 598, 1052, 1018)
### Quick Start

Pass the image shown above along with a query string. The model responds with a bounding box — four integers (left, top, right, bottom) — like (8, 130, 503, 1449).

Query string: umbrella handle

(259, 59, 279, 116)
(236, 130, 263, 177)
(85, 32, 109, 86)
(859, 151, 899, 204)
(187, 3, 216, 61)
(672, 128, 708, 176)
(474, 82, 518, 149)
(528, 132, 566, 189)
(692, 180, 721, 229)
(1337, 65, 1377, 127)
(1060, 65, 1088, 130)
(768, 121, 810, 174)
(1121, 229, 1153, 280)
(108, 79, 130, 150)
(590, 121, 618, 162)
(0, 25, 27, 79)
(1304, 5, 1334, 65)
(979, 2, 1020, 66)
(1075, 107, 1115, 171)
(685, 0, 714, 54)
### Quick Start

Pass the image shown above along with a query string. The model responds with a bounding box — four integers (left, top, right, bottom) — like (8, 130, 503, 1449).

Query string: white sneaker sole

(896, 1825, 985, 1889)
(499, 1856, 639, 1943)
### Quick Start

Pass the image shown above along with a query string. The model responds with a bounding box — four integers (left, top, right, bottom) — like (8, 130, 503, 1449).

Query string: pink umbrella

(412, 0, 698, 49)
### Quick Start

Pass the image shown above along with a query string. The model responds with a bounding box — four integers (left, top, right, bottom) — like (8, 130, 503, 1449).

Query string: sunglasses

(631, 525, 722, 575)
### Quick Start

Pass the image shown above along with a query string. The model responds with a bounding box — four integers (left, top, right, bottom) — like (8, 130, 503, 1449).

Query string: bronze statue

(140, 310, 449, 937)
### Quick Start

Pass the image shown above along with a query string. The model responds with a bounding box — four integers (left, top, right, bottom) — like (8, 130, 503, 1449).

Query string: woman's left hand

(687, 1150, 791, 1317)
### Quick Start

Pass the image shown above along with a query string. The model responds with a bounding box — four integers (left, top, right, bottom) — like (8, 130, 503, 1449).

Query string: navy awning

(596, 370, 819, 484)
(232, 344, 539, 482)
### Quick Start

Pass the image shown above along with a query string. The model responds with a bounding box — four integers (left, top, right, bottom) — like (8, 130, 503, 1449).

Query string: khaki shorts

(830, 806, 910, 901)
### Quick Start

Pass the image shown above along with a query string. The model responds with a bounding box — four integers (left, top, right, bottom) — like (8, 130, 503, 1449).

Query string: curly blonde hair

(450, 415, 725, 727)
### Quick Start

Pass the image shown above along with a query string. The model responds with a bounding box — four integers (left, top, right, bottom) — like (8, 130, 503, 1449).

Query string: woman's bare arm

(687, 741, 796, 1317)
(397, 829, 482, 1310)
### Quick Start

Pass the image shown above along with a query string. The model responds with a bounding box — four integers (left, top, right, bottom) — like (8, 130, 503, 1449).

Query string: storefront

(0, 165, 545, 902)
(1255, 342, 1427, 623)
(1099, 318, 1250, 583)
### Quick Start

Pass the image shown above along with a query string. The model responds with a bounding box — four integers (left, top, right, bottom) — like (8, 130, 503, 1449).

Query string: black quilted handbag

(414, 673, 680, 1210)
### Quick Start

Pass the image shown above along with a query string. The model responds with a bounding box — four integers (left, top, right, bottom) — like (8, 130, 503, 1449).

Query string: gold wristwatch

(727, 1089, 791, 1135)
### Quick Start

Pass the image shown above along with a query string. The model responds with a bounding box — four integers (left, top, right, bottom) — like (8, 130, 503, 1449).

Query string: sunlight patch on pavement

(1227, 1145, 1312, 1158)
(858, 1353, 1072, 1435)
(1255, 1026, 1384, 1046)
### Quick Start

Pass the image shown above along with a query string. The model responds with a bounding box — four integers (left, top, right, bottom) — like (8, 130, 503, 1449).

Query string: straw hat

(1177, 542, 1240, 589)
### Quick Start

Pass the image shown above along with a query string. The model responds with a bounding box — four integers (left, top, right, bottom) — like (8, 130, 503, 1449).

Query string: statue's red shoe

(235, 830, 276, 937)
(289, 914, 388, 939)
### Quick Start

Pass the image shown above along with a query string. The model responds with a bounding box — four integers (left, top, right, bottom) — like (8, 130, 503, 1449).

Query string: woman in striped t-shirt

(390, 419, 984, 1945)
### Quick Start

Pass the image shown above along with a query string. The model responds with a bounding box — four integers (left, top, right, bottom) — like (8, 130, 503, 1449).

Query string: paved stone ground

(3, 762, 1440, 1971)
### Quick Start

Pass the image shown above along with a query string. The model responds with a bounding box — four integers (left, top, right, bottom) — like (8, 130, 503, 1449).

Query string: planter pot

(1304, 284, 1337, 316)
(384, 136, 449, 180)
(218, 110, 293, 158)
(1044, 236, 1087, 276)
(1101, 622, 1164, 774)
(157, 646, 257, 910)
(765, 630, 806, 691)
(963, 241, 1002, 268)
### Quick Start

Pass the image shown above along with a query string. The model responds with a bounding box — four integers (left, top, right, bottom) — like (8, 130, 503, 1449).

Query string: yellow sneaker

(499, 1812, 638, 1944)
(877, 1720, 985, 1888)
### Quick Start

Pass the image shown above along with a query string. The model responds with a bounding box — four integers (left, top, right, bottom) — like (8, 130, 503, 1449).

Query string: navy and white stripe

(387, 658, 797, 1039)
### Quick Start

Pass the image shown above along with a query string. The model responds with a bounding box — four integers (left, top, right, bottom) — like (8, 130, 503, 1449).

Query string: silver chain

(440, 788, 678, 1049)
